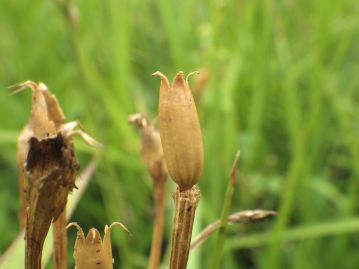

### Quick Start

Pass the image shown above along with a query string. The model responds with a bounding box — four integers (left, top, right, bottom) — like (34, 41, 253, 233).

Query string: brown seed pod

(153, 71, 204, 191)
(12, 81, 101, 269)
(128, 113, 167, 269)
(128, 113, 168, 181)
(67, 222, 130, 269)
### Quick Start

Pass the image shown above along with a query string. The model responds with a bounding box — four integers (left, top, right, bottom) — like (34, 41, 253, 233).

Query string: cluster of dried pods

(13, 72, 210, 269)
(13, 81, 110, 269)
(13, 71, 274, 269)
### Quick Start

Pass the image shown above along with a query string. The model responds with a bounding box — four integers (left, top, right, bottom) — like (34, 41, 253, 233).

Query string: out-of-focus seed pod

(128, 113, 168, 181)
(128, 113, 167, 269)
(67, 222, 129, 269)
(153, 71, 204, 191)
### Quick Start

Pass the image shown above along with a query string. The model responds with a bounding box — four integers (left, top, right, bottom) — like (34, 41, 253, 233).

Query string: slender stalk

(17, 170, 26, 230)
(17, 125, 32, 230)
(169, 186, 201, 269)
(148, 177, 166, 269)
(25, 205, 51, 269)
(53, 210, 67, 269)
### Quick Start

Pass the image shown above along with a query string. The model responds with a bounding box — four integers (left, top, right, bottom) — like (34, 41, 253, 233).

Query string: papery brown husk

(154, 71, 203, 191)
(14, 82, 78, 269)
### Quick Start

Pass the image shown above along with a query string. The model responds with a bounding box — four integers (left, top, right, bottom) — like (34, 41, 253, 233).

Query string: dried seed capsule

(153, 71, 204, 191)
(128, 113, 168, 181)
(67, 222, 129, 269)
(12, 81, 101, 269)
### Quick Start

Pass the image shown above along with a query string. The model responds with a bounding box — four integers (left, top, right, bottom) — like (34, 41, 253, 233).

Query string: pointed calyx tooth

(67, 222, 129, 269)
(154, 71, 204, 191)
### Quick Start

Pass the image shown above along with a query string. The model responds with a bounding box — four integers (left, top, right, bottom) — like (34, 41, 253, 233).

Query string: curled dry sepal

(67, 222, 130, 269)
(11, 81, 101, 269)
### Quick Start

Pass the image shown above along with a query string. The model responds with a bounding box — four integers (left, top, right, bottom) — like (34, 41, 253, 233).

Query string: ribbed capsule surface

(153, 71, 203, 191)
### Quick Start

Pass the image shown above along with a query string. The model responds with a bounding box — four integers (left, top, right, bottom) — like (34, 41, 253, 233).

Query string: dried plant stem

(148, 178, 166, 269)
(17, 172, 27, 230)
(25, 213, 47, 269)
(53, 210, 67, 269)
(169, 186, 200, 269)
(17, 125, 32, 230)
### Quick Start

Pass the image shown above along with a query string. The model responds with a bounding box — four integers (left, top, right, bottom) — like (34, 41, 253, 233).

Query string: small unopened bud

(153, 71, 204, 191)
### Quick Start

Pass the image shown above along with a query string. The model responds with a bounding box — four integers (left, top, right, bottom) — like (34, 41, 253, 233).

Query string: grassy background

(1, 0, 359, 268)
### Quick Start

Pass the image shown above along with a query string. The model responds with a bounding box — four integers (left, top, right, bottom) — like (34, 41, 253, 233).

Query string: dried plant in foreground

(67, 222, 130, 269)
(12, 81, 101, 269)
(128, 113, 168, 269)
(153, 71, 203, 269)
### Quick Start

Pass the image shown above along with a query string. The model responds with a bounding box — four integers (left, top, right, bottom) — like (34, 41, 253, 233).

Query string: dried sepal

(191, 68, 210, 99)
(153, 71, 204, 191)
(67, 222, 129, 269)
(12, 81, 101, 269)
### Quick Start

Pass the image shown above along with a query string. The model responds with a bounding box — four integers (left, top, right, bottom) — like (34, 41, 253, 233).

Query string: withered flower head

(128, 113, 168, 181)
(12, 81, 101, 269)
(153, 71, 204, 191)
(67, 222, 129, 269)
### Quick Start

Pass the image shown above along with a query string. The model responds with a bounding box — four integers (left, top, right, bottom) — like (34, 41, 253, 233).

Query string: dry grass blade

(190, 210, 277, 251)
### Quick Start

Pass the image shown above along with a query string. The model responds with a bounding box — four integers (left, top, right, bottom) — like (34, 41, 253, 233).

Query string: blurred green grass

(0, 0, 359, 268)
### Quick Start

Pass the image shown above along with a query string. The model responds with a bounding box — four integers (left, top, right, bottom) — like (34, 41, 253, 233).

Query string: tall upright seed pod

(153, 71, 203, 269)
